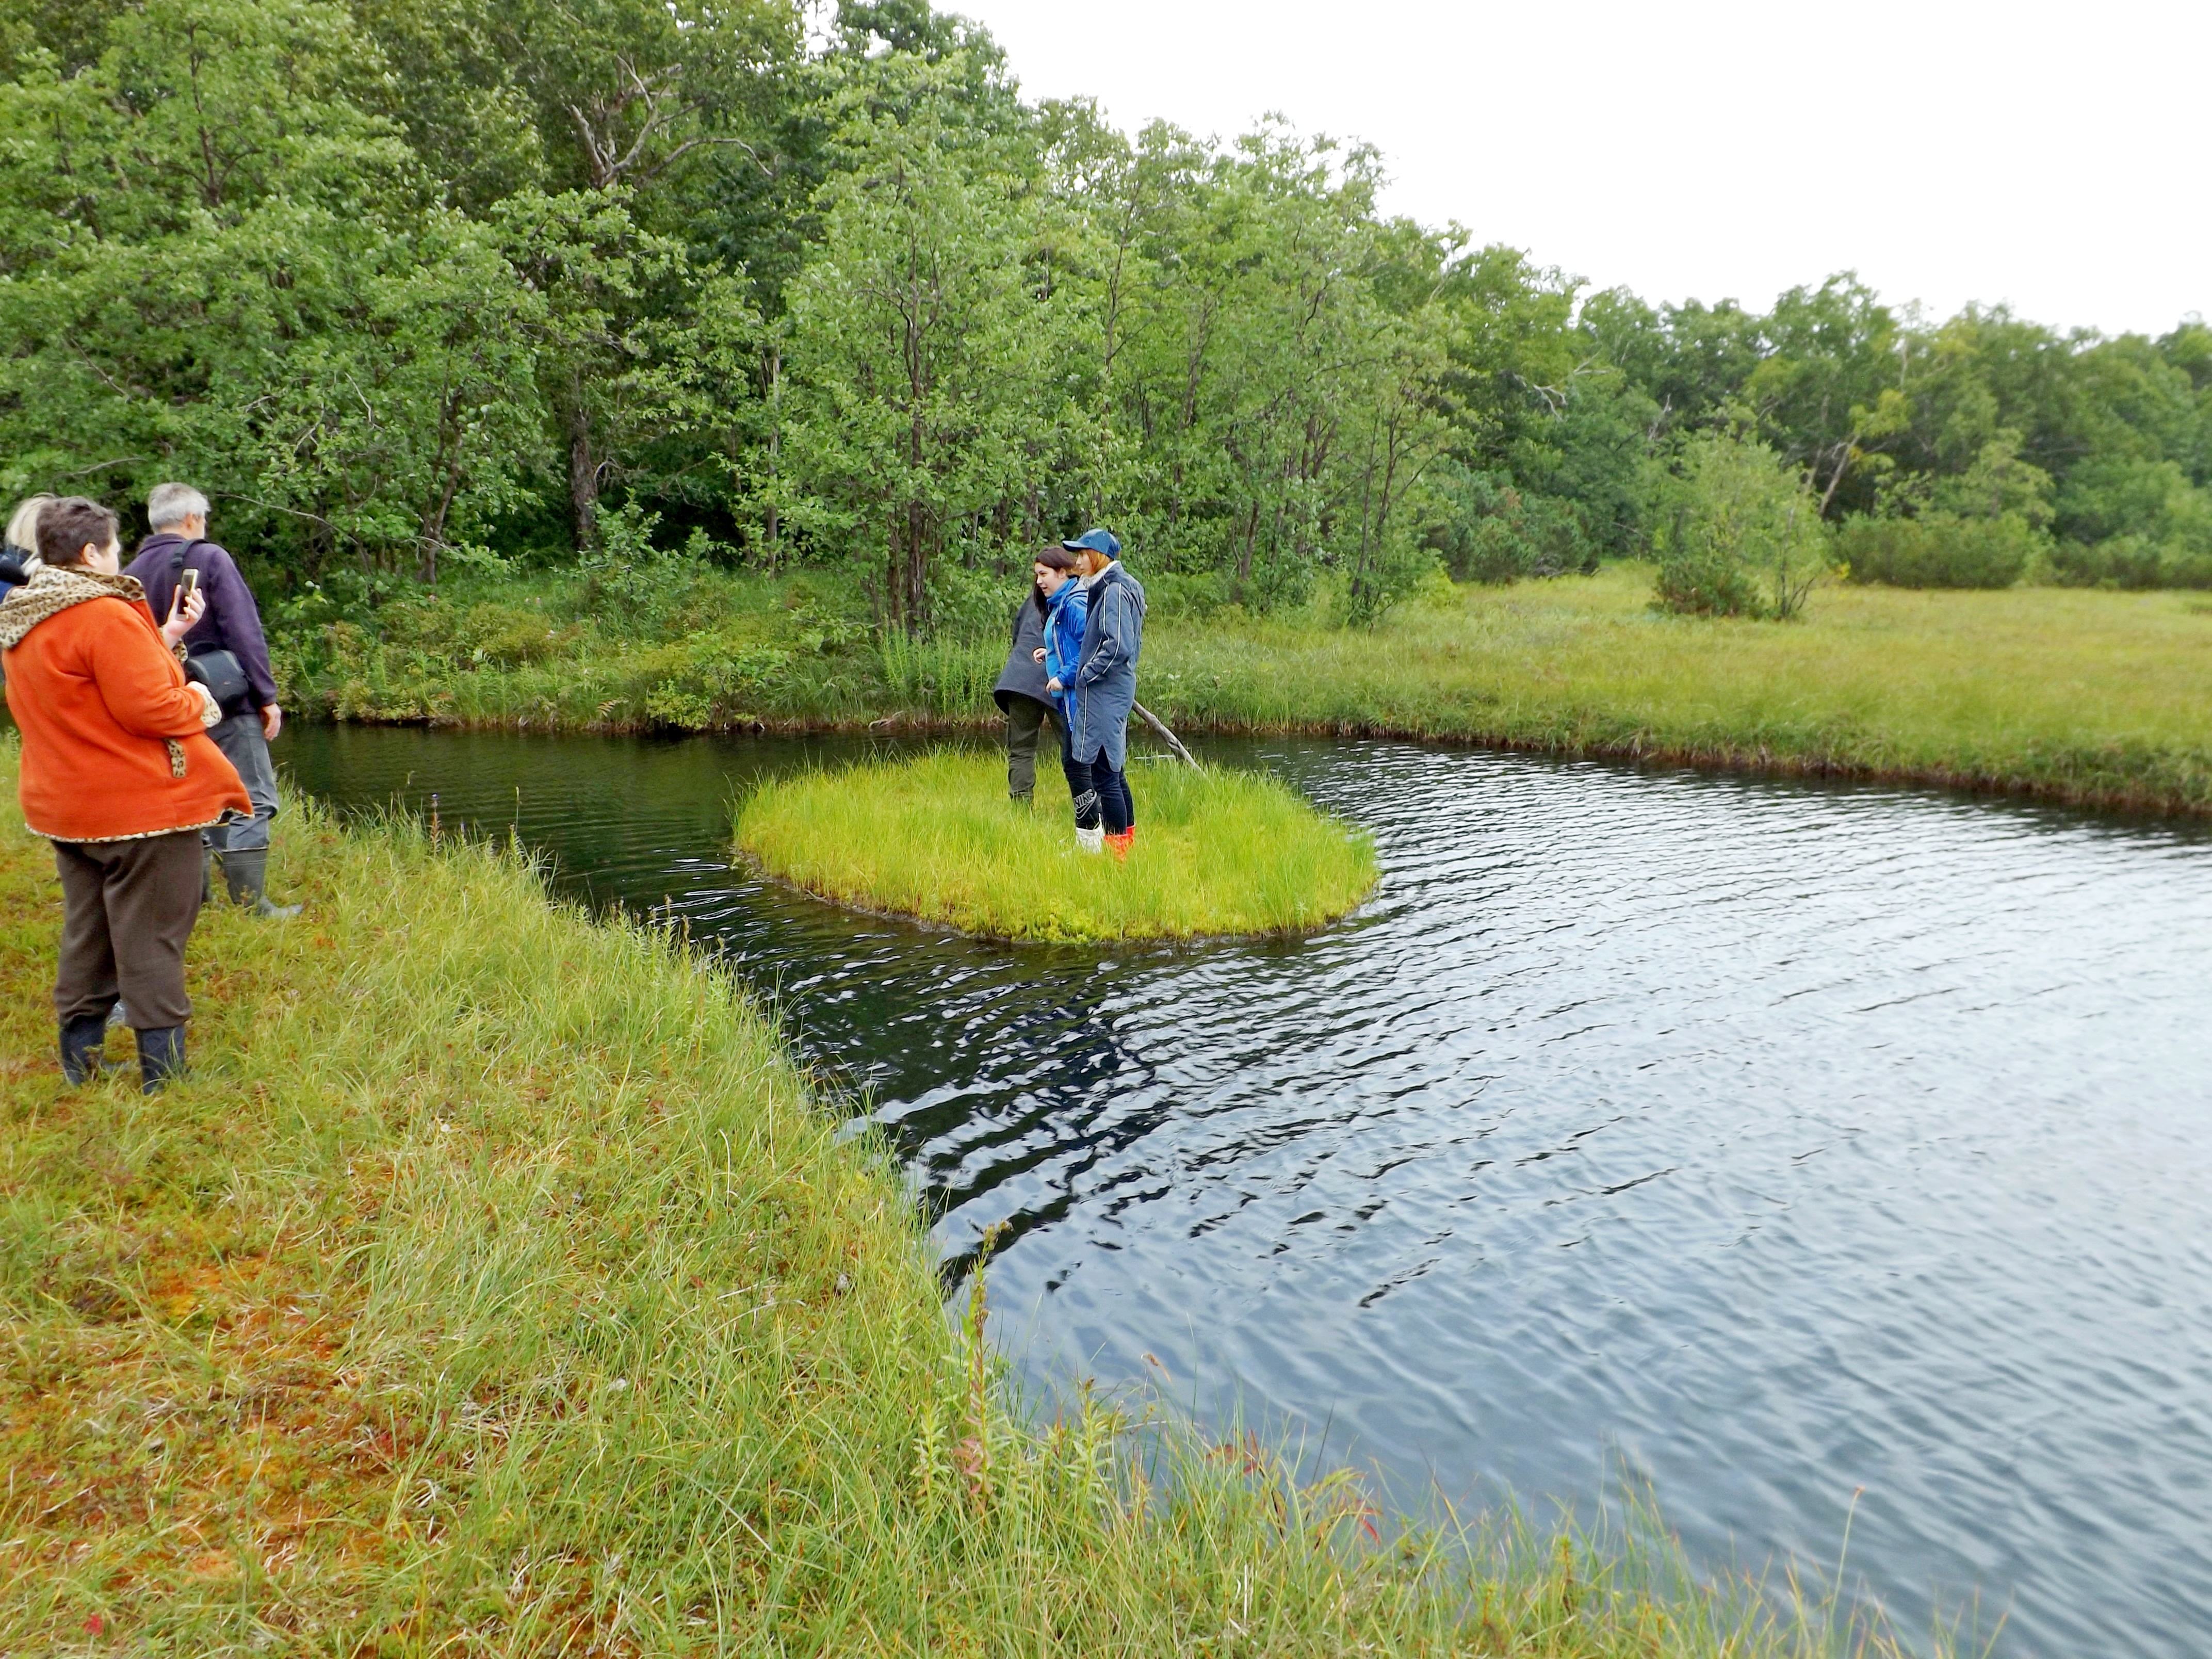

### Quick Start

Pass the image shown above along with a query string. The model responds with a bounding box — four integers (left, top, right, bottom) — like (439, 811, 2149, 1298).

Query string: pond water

(280, 724, 2212, 1658)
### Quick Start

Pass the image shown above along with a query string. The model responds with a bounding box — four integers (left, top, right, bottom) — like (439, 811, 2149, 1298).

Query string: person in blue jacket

(1030, 546, 1096, 845)
(1062, 527, 1146, 858)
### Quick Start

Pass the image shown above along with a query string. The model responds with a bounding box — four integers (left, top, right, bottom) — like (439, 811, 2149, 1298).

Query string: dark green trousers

(1004, 694, 1061, 800)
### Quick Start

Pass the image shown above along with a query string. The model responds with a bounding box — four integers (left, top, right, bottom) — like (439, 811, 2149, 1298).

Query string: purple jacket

(124, 533, 280, 709)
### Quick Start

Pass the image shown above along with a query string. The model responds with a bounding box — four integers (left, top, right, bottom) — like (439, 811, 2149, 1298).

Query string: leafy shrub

(2047, 535, 2212, 591)
(1143, 568, 1235, 621)
(1425, 469, 1598, 583)
(1654, 426, 1835, 619)
(1839, 512, 2039, 589)
(635, 627, 805, 727)
(922, 557, 1029, 644)
(572, 505, 740, 637)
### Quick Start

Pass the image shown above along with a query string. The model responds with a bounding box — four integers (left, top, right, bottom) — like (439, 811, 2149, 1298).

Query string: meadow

(0, 741, 1941, 1655)
(284, 565, 2212, 816)
(735, 751, 1377, 941)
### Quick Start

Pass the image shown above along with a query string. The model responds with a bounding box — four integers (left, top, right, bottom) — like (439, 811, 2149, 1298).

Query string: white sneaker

(1076, 824, 1105, 854)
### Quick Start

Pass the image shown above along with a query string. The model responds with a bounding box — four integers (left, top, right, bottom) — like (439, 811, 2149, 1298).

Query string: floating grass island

(735, 750, 1377, 942)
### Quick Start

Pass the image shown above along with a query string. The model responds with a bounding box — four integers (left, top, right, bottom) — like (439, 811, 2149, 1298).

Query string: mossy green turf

(287, 564, 2212, 815)
(0, 742, 1941, 1654)
(735, 751, 1377, 941)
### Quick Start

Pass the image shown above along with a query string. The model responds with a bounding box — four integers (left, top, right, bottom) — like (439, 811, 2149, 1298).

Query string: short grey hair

(147, 482, 210, 530)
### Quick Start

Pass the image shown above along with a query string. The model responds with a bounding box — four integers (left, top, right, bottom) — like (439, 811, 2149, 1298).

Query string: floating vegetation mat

(735, 749, 1377, 942)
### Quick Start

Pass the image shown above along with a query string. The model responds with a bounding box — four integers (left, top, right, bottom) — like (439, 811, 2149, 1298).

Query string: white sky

(953, 0, 2209, 338)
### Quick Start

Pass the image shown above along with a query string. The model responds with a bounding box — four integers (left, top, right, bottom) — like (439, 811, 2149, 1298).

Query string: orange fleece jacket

(5, 593, 250, 842)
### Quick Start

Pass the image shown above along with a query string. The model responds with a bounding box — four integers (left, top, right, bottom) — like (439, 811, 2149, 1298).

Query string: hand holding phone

(161, 568, 206, 647)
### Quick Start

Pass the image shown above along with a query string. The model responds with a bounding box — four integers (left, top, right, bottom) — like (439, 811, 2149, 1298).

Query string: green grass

(735, 751, 1377, 942)
(1141, 567, 2212, 812)
(282, 564, 2212, 815)
(0, 739, 1946, 1654)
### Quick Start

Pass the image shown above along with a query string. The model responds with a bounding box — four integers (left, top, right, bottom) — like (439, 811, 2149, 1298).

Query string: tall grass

(737, 750, 1377, 941)
(875, 631, 1007, 719)
(0, 740, 1942, 1653)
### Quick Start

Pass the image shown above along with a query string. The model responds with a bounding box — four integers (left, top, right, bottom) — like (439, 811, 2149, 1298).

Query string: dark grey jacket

(991, 595, 1052, 711)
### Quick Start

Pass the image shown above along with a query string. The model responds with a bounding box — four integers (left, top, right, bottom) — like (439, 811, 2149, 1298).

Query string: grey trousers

(204, 711, 278, 853)
(1005, 695, 1061, 799)
(54, 830, 204, 1029)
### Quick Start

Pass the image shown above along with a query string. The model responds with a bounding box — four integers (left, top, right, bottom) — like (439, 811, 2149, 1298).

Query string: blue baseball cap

(1061, 527, 1120, 559)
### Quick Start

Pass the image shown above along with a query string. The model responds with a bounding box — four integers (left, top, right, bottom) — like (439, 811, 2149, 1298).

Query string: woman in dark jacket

(1064, 528, 1146, 858)
(991, 552, 1064, 802)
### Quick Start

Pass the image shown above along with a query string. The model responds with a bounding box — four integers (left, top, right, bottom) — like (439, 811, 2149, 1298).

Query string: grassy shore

(0, 742, 1937, 1655)
(284, 565, 2212, 816)
(737, 752, 1376, 942)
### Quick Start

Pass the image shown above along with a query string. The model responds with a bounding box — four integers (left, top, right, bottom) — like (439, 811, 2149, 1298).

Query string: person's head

(1032, 545, 1081, 607)
(146, 481, 210, 538)
(38, 497, 122, 575)
(1061, 527, 1120, 576)
(5, 494, 53, 559)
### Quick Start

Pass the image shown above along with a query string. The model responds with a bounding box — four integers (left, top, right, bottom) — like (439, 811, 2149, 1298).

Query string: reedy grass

(735, 750, 1377, 941)
(0, 739, 1943, 1655)
(290, 564, 2212, 815)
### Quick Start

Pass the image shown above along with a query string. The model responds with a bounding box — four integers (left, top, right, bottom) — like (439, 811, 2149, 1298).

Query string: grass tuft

(734, 750, 1378, 941)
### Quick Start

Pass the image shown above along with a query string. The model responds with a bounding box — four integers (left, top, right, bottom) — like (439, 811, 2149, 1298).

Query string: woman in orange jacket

(0, 496, 251, 1091)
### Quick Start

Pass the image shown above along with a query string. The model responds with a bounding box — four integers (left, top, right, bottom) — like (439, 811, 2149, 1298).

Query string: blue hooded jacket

(1070, 561, 1146, 769)
(1041, 579, 1088, 724)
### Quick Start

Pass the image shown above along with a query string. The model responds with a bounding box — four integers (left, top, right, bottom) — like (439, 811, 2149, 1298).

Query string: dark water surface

(281, 724, 2212, 1657)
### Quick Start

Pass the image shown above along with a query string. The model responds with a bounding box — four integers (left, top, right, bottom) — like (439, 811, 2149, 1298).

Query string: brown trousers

(53, 830, 204, 1029)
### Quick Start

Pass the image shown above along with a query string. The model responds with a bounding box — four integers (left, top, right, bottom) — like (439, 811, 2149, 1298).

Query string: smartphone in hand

(177, 567, 200, 605)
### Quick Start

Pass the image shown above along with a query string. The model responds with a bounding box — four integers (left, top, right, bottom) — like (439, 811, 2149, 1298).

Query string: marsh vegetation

(736, 750, 1377, 940)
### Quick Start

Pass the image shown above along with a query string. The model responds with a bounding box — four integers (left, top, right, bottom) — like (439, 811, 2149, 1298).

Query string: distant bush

(1144, 568, 1237, 621)
(1839, 512, 2039, 589)
(1426, 475, 1599, 584)
(2047, 536, 2212, 591)
(1654, 426, 1834, 619)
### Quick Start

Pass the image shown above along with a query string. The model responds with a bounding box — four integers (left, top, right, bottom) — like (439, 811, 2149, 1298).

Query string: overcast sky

(950, 0, 2207, 338)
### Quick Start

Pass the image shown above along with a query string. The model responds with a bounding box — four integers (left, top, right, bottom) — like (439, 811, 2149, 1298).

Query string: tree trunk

(567, 399, 599, 551)
(763, 346, 781, 569)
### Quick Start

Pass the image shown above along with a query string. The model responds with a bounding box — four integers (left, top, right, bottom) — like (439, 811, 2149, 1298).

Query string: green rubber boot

(137, 1026, 186, 1095)
(60, 1014, 110, 1085)
(220, 849, 302, 919)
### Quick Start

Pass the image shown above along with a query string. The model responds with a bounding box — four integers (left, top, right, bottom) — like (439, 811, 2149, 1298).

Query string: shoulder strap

(159, 539, 214, 634)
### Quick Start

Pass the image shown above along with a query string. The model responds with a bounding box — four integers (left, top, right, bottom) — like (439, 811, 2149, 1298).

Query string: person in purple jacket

(123, 483, 299, 918)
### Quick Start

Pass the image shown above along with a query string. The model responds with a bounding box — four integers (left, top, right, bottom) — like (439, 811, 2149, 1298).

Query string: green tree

(1655, 422, 1834, 618)
(782, 50, 1089, 631)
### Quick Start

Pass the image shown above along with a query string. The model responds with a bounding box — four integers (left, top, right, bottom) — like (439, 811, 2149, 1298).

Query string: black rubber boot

(60, 1015, 110, 1084)
(220, 849, 301, 919)
(137, 1026, 187, 1095)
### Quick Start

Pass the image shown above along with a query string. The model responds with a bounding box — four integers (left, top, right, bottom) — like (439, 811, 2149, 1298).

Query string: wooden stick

(1132, 701, 1201, 769)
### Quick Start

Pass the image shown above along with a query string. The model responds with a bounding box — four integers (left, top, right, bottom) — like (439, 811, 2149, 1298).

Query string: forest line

(4, 0, 2208, 633)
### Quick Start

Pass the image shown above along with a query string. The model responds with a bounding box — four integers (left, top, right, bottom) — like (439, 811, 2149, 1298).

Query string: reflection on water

(282, 723, 2212, 1658)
